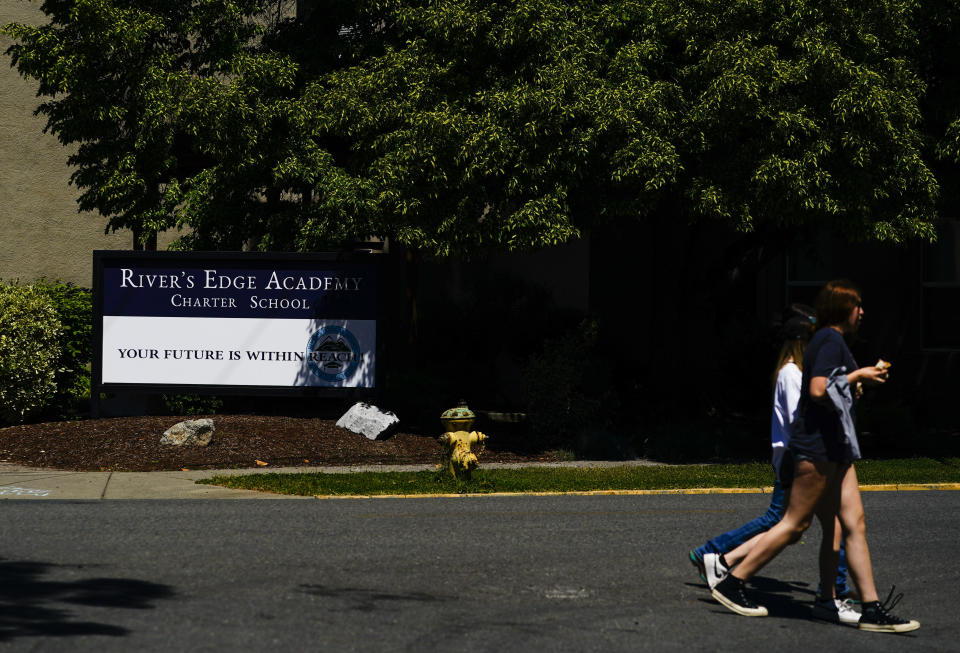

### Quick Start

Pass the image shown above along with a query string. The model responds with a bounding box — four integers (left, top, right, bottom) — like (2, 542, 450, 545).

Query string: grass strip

(196, 457, 960, 497)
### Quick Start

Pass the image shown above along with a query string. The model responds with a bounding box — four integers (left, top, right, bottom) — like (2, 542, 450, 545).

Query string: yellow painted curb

(860, 483, 960, 492)
(314, 488, 771, 500)
(313, 483, 960, 500)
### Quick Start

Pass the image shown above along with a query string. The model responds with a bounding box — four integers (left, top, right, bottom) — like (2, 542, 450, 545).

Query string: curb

(859, 483, 960, 492)
(312, 483, 960, 500)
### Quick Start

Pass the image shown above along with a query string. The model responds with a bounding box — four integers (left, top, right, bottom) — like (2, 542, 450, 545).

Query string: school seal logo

(306, 325, 362, 381)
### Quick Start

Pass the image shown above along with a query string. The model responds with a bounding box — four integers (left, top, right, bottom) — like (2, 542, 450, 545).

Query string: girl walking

(689, 305, 855, 623)
(710, 280, 919, 633)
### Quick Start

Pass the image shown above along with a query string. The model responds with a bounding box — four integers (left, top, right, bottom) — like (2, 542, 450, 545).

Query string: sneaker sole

(711, 588, 768, 617)
(688, 550, 706, 584)
(858, 620, 920, 633)
(811, 609, 859, 627)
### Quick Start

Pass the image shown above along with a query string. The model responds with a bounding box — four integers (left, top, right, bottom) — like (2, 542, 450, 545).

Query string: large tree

(303, 0, 940, 254)
(4, 0, 945, 254)
(3, 0, 276, 247)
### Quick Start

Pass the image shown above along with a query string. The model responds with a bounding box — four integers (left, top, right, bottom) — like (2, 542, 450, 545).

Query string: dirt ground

(0, 415, 564, 471)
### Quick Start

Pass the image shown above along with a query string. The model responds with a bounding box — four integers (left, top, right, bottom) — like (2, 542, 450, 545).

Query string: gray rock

(336, 402, 399, 440)
(160, 418, 215, 447)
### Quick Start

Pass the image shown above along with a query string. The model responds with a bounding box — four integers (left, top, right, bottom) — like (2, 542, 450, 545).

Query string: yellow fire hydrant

(439, 402, 487, 480)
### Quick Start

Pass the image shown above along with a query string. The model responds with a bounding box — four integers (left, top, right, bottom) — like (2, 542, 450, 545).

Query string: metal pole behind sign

(91, 252, 104, 419)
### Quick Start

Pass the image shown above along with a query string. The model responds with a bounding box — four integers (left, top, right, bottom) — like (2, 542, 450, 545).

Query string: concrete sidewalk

(0, 460, 665, 500)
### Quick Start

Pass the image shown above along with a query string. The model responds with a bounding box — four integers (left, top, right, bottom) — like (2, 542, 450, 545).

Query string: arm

(809, 366, 888, 401)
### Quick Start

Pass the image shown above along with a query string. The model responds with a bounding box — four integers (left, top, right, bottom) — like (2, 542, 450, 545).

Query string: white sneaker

(703, 552, 728, 589)
(837, 598, 861, 625)
(812, 596, 861, 626)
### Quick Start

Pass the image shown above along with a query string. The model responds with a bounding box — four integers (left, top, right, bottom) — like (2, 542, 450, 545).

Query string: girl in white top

(769, 359, 802, 481)
(690, 309, 852, 604)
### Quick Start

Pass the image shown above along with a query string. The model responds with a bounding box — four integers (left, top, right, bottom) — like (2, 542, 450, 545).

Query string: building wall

(0, 2, 175, 288)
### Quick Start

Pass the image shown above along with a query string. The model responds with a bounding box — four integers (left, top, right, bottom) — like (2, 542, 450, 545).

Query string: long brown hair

(772, 339, 807, 386)
(815, 279, 861, 329)
(772, 309, 814, 386)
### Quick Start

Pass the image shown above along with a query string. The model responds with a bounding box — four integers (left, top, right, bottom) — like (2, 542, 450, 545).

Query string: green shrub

(521, 318, 618, 445)
(32, 279, 92, 418)
(161, 394, 223, 416)
(0, 283, 62, 424)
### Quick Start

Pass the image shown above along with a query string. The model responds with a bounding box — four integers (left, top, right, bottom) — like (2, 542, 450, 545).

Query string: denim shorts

(777, 450, 795, 489)
(789, 417, 850, 464)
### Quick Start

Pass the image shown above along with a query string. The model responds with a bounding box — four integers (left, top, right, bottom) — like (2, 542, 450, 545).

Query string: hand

(857, 365, 889, 386)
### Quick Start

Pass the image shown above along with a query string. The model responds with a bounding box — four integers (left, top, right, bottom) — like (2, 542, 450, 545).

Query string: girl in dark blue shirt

(709, 280, 919, 633)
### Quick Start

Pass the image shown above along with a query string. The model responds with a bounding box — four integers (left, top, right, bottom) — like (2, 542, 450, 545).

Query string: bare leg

(837, 464, 879, 603)
(732, 460, 836, 580)
(723, 484, 792, 567)
(723, 532, 764, 567)
(832, 516, 845, 590)
(814, 476, 842, 600)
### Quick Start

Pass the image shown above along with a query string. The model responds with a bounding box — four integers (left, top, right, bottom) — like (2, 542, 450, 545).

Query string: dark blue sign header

(99, 255, 378, 319)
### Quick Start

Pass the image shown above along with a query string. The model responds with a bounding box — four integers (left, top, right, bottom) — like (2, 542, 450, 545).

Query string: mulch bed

(0, 415, 563, 472)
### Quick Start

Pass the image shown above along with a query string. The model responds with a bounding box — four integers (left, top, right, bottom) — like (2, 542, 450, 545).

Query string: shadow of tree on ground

(0, 558, 175, 642)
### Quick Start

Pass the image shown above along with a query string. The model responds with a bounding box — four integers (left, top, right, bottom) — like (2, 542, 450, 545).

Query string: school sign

(92, 251, 380, 399)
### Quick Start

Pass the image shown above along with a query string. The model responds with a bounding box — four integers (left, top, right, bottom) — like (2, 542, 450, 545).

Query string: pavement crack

(100, 472, 113, 499)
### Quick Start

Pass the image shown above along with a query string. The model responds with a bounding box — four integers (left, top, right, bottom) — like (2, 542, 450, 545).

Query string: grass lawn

(196, 457, 960, 497)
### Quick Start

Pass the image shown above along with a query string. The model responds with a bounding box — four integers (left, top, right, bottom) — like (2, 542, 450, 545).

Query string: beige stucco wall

(0, 2, 176, 288)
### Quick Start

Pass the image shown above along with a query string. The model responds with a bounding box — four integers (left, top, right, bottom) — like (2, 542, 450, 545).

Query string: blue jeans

(695, 480, 850, 595)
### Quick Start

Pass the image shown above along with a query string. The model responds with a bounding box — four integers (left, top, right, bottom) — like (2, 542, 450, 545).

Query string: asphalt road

(0, 491, 954, 652)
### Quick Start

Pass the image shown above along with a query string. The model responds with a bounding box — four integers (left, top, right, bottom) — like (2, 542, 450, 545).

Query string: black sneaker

(711, 575, 768, 617)
(688, 550, 706, 584)
(858, 586, 920, 633)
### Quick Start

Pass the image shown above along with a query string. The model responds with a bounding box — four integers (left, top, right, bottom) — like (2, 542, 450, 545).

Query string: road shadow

(693, 575, 817, 621)
(0, 558, 175, 642)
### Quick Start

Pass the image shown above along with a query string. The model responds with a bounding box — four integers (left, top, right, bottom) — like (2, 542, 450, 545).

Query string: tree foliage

(3, 0, 268, 245)
(3, 0, 950, 255)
